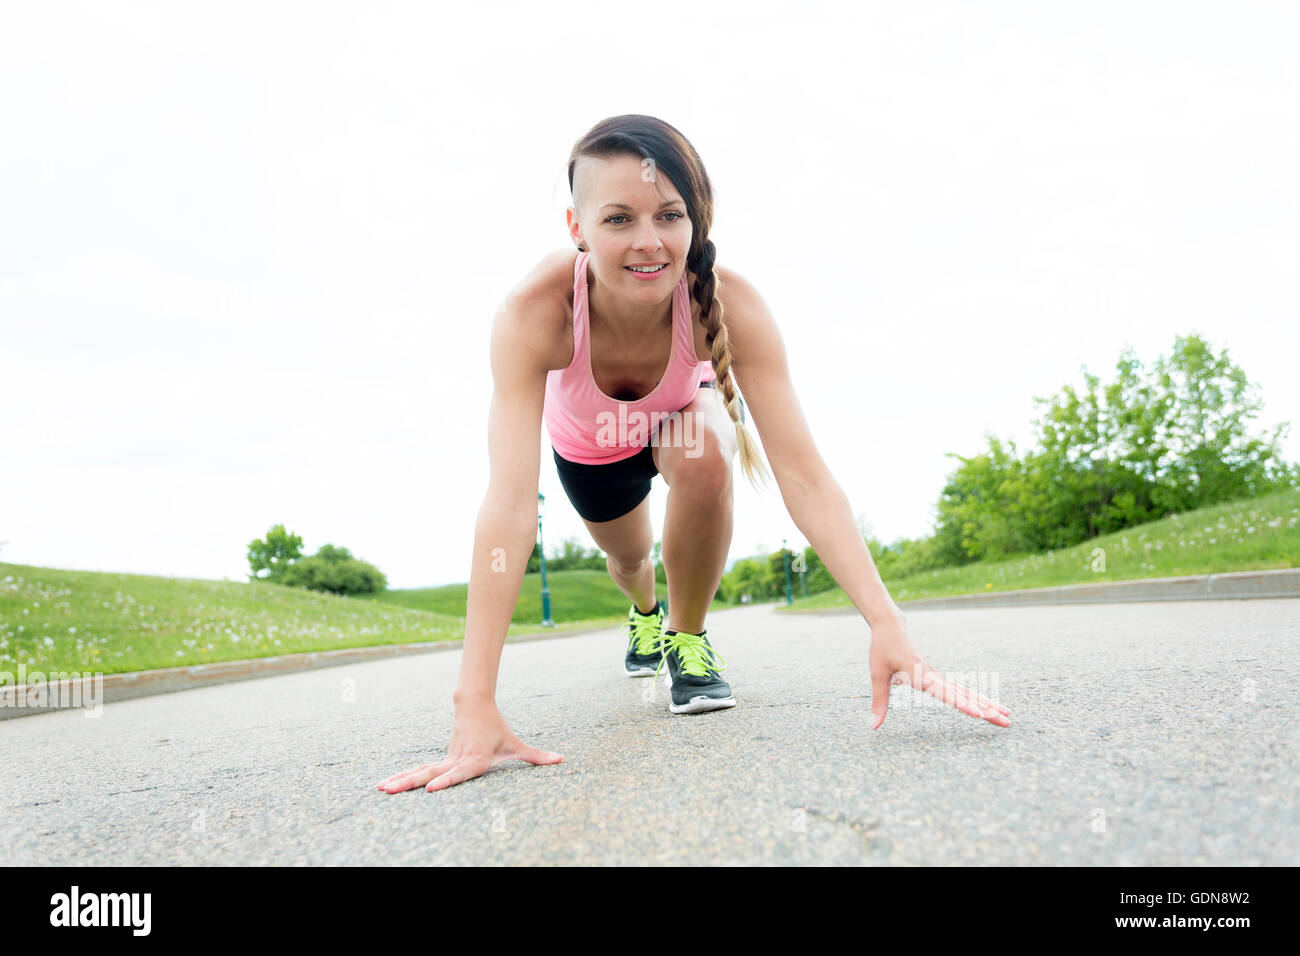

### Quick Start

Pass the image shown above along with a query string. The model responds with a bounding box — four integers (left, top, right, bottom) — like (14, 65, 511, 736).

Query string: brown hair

(567, 114, 772, 491)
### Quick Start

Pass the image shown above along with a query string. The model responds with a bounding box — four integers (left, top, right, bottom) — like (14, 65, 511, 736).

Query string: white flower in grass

(68, 626, 76, 634)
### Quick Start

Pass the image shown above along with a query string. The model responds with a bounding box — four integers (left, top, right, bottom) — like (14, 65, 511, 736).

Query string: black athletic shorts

(552, 379, 744, 523)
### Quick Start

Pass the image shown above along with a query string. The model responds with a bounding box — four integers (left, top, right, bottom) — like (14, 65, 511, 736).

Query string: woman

(378, 115, 1010, 795)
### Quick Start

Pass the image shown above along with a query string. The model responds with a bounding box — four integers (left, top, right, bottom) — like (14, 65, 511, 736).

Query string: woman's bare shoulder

(687, 261, 760, 363)
(499, 248, 579, 371)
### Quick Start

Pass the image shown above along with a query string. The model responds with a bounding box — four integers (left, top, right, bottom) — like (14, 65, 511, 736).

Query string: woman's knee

(606, 551, 650, 578)
(669, 426, 734, 495)
(583, 498, 653, 571)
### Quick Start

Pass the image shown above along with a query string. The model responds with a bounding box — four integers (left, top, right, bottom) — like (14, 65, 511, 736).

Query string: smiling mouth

(625, 264, 668, 274)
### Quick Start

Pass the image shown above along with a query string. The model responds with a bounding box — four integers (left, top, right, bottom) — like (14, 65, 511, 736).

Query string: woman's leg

(650, 388, 738, 634)
(580, 493, 658, 614)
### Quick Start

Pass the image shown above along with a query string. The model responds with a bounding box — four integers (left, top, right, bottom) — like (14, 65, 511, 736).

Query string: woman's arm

(454, 291, 553, 704)
(718, 266, 1010, 730)
(377, 281, 566, 794)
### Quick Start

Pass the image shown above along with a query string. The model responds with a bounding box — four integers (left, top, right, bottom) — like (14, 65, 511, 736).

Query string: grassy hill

(781, 486, 1300, 611)
(0, 565, 717, 680)
(369, 568, 712, 623)
(4, 488, 1293, 680)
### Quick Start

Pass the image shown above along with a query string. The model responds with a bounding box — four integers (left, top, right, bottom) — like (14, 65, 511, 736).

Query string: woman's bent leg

(581, 493, 657, 614)
(651, 389, 737, 635)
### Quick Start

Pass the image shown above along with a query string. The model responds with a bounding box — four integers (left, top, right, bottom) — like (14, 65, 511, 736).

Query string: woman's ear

(565, 205, 585, 250)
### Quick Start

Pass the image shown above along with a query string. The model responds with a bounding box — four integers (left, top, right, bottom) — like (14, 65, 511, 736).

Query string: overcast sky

(2, 0, 1296, 589)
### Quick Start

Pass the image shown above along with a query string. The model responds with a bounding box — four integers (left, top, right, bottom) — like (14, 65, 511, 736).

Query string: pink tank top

(545, 251, 716, 464)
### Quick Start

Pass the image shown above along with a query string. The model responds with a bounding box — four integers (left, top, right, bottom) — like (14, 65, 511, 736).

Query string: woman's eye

(604, 212, 685, 224)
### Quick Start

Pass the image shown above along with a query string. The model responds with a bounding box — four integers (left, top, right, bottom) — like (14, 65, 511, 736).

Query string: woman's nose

(631, 225, 662, 249)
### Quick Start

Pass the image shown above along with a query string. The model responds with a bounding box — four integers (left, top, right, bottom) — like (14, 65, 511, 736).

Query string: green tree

(526, 536, 609, 575)
(796, 545, 837, 593)
(1148, 334, 1298, 507)
(718, 556, 772, 603)
(933, 333, 1299, 563)
(1031, 354, 1161, 535)
(247, 524, 304, 582)
(1032, 334, 1297, 524)
(279, 543, 387, 596)
(874, 534, 948, 579)
(734, 334, 1297, 583)
(314, 543, 355, 563)
(932, 435, 1048, 563)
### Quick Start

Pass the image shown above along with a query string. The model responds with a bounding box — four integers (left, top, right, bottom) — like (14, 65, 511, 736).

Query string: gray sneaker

(623, 601, 665, 677)
(656, 628, 736, 714)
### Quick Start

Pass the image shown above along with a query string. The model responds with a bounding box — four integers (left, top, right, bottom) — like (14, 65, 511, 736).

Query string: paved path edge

(788, 567, 1300, 614)
(5, 568, 1295, 719)
(0, 622, 617, 721)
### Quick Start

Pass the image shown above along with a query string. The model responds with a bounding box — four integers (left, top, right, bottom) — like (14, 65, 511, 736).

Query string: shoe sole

(664, 672, 736, 714)
(668, 695, 737, 714)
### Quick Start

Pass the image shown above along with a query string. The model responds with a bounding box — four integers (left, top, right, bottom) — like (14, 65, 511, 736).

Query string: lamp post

(793, 547, 808, 597)
(782, 537, 793, 606)
(537, 492, 554, 627)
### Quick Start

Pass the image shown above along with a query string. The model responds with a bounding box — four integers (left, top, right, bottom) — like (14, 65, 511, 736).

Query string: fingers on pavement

(516, 745, 563, 765)
(377, 762, 449, 792)
(870, 667, 893, 729)
(926, 670, 1011, 725)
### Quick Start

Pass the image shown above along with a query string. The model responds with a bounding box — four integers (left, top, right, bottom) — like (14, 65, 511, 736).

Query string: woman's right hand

(375, 697, 562, 793)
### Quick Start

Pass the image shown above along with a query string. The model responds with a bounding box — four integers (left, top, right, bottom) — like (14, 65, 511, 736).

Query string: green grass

(10, 489, 1288, 680)
(781, 487, 1300, 612)
(0, 563, 720, 681)
(371, 569, 699, 623)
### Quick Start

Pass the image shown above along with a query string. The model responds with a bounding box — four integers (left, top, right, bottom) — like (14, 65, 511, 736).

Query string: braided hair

(567, 115, 772, 491)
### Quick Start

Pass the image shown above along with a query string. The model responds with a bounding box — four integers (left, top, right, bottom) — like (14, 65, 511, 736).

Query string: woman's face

(569, 154, 693, 302)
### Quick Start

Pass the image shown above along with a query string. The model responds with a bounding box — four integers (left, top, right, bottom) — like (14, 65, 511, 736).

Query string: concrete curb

(790, 567, 1300, 615)
(0, 620, 621, 722)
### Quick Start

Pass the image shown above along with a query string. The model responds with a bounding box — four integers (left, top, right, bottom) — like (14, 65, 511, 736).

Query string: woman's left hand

(867, 606, 1011, 730)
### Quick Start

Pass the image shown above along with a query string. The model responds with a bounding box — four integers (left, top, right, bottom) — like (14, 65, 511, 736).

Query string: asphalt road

(4, 599, 1296, 865)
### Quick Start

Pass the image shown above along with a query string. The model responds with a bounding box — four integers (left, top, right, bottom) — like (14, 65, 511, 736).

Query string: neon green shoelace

(654, 630, 727, 679)
(628, 606, 663, 655)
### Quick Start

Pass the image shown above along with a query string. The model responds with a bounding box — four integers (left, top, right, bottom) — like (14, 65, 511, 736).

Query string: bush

(248, 527, 387, 596)
(279, 553, 387, 596)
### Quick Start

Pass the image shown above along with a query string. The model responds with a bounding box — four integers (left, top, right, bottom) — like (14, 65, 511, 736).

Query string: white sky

(2, 0, 1296, 589)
